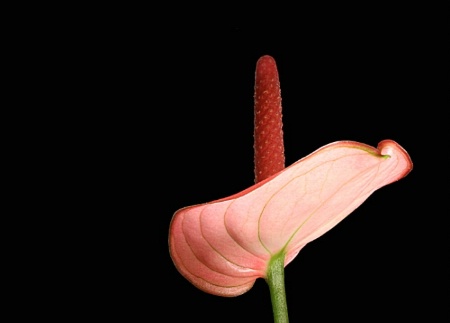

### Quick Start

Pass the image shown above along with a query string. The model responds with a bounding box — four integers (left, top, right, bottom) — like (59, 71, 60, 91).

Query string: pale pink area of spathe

(169, 140, 412, 297)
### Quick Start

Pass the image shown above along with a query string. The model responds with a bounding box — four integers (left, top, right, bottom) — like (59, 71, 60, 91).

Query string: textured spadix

(169, 139, 412, 297)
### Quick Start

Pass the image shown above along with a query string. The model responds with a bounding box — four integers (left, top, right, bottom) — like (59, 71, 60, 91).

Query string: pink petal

(169, 140, 412, 296)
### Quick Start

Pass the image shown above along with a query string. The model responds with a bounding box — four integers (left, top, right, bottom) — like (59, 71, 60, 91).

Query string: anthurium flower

(169, 139, 412, 297)
(168, 55, 413, 314)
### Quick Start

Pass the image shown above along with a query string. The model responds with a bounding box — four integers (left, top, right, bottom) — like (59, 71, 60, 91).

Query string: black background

(56, 14, 447, 322)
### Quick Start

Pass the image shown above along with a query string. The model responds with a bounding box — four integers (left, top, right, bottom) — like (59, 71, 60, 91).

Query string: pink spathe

(169, 139, 412, 297)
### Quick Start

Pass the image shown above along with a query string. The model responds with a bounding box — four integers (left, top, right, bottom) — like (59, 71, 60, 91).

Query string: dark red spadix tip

(253, 55, 285, 183)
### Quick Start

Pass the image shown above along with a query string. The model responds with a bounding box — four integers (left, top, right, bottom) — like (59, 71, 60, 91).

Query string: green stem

(265, 251, 289, 323)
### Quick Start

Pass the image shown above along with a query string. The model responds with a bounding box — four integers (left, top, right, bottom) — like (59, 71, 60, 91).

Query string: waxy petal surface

(169, 140, 412, 296)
